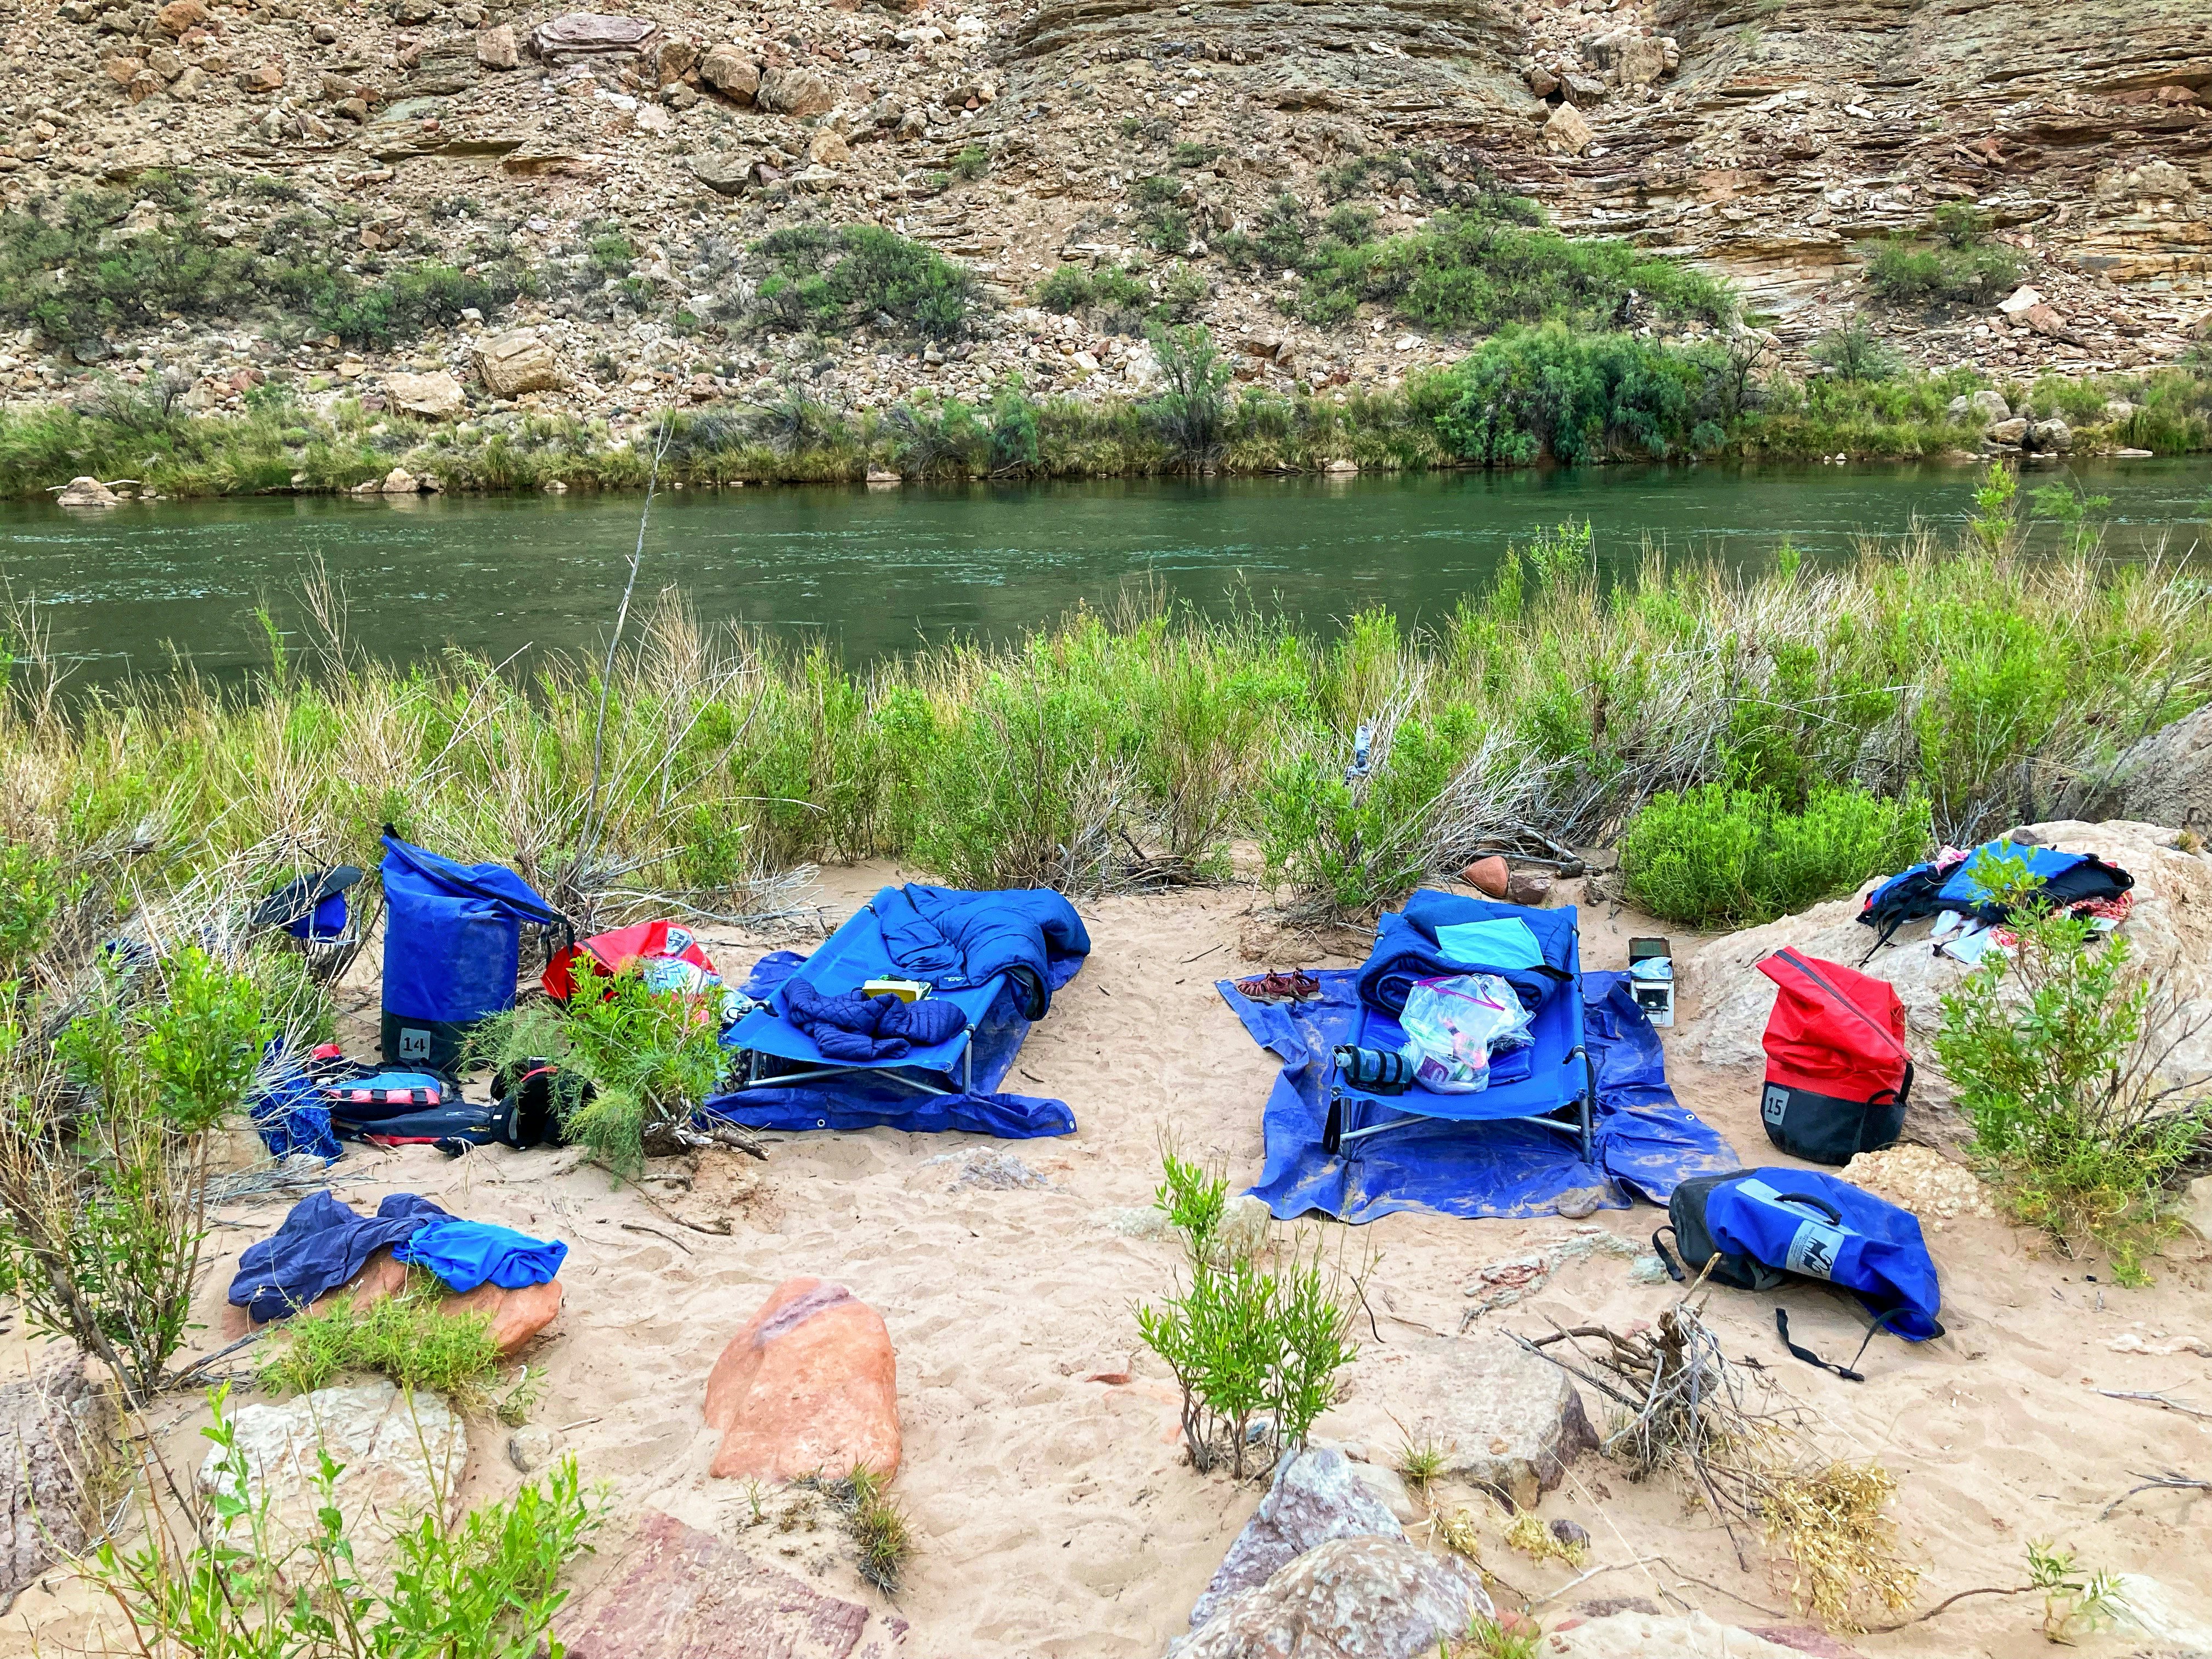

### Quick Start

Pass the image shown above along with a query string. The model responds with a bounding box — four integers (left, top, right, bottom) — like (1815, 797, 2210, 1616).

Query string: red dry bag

(1754, 947, 1912, 1165)
(543, 920, 721, 1003)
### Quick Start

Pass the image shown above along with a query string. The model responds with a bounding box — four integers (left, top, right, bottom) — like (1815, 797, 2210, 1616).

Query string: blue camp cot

(1327, 896, 1595, 1164)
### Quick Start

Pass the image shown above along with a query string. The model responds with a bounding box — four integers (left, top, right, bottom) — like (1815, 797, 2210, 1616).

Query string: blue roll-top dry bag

(379, 831, 565, 1073)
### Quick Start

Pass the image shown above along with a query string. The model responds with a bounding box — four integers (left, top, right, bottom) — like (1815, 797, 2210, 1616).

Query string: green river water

(6, 457, 2210, 681)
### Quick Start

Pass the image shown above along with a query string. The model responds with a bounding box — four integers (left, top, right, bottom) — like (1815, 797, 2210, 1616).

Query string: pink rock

(566, 1511, 905, 1658)
(1462, 855, 1509, 898)
(705, 1277, 901, 1482)
(444, 1278, 563, 1356)
(1504, 870, 1554, 906)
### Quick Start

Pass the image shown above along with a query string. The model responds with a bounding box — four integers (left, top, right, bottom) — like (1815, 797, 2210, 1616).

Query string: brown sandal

(1234, 968, 1323, 1004)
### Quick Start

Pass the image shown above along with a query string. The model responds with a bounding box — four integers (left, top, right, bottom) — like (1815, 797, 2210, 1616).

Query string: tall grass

(4, 527, 2208, 922)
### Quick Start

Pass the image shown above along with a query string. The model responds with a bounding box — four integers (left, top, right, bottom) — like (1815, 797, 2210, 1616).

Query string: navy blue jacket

(1356, 890, 1576, 1017)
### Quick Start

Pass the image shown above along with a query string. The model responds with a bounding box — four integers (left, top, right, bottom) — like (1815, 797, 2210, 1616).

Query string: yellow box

(861, 978, 932, 1002)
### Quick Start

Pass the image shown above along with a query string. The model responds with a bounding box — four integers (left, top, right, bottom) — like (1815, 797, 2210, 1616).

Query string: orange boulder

(704, 1278, 900, 1482)
(1462, 855, 1509, 898)
(445, 1278, 563, 1356)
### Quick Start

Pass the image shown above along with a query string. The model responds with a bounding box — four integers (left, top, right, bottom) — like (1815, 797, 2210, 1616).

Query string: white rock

(1997, 285, 2044, 317)
(200, 1383, 465, 1568)
(385, 369, 464, 420)
(53, 476, 119, 508)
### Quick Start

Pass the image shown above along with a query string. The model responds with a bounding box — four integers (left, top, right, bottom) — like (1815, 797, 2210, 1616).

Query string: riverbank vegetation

(5, 346, 2211, 502)
(3, 511, 2202, 932)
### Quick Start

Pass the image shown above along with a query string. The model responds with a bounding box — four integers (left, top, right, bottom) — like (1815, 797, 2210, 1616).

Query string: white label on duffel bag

(1761, 1084, 1788, 1125)
(1786, 1220, 1843, 1280)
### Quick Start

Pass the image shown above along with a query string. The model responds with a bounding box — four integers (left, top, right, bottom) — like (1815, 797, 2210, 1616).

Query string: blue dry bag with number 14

(379, 831, 568, 1074)
(1657, 1168, 1942, 1381)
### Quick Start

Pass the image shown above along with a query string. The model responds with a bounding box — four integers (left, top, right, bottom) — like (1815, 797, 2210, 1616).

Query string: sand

(4, 863, 2211, 1658)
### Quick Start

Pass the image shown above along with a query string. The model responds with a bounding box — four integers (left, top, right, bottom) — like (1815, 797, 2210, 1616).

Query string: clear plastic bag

(1397, 973, 1533, 1093)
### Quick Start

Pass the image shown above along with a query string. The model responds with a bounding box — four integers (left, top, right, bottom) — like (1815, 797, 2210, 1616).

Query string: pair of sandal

(1234, 968, 1322, 1004)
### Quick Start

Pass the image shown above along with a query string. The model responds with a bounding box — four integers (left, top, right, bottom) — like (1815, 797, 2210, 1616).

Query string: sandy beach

(5, 860, 2210, 1658)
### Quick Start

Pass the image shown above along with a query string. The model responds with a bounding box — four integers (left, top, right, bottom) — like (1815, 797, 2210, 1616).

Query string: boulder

(758, 64, 836, 116)
(566, 1511, 907, 1658)
(1679, 820, 2212, 1149)
(445, 1278, 563, 1355)
(1403, 1334, 1595, 1508)
(153, 0, 208, 32)
(1559, 72, 1607, 109)
(1547, 1611, 1828, 1656)
(704, 1277, 900, 1482)
(1987, 416, 2028, 444)
(476, 24, 517, 68)
(380, 467, 419, 494)
(202, 1382, 465, 1559)
(1613, 35, 1668, 85)
(1504, 870, 1554, 906)
(699, 44, 759, 103)
(2029, 416, 2073, 452)
(1462, 855, 1510, 897)
(387, 369, 465, 420)
(1527, 63, 1559, 98)
(54, 476, 119, 508)
(1545, 101, 1595, 155)
(475, 329, 562, 396)
(1189, 1448, 1404, 1629)
(1, 1357, 121, 1600)
(2098, 710, 2212, 837)
(2019, 302, 2081, 343)
(1173, 1536, 1490, 1659)
(1997, 285, 2043, 317)
(692, 150, 758, 196)
(531, 12, 658, 61)
(1967, 388, 2011, 425)
(807, 127, 850, 166)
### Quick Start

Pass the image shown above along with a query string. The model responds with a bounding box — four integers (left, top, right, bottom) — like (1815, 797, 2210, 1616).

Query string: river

(5, 457, 2209, 681)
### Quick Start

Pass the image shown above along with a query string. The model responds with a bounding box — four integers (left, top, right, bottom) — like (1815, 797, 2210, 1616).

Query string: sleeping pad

(1357, 890, 1577, 1017)
(782, 978, 968, 1061)
(871, 884, 1090, 1019)
(230, 1190, 566, 1322)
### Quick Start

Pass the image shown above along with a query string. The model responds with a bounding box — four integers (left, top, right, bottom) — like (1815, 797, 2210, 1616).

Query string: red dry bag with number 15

(1754, 947, 1912, 1166)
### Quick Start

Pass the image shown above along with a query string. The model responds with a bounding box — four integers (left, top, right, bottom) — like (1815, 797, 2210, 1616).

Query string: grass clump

(1134, 1151, 1362, 1480)
(1758, 1458, 1917, 1630)
(1503, 1509, 1586, 1566)
(1619, 782, 1931, 928)
(746, 223, 979, 340)
(1934, 850, 2212, 1281)
(1395, 1429, 1450, 1500)
(800, 1464, 913, 1592)
(258, 1280, 504, 1407)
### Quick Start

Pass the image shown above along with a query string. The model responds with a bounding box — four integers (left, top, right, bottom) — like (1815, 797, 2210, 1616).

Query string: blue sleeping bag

(380, 832, 565, 1073)
(1356, 890, 1577, 1018)
(871, 884, 1091, 1019)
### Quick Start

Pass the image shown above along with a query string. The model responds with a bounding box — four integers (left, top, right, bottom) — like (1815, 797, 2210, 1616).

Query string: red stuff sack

(543, 920, 720, 1003)
(1754, 947, 1912, 1165)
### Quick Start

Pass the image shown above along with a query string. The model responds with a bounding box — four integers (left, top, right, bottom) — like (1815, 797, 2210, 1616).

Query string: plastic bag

(1397, 973, 1533, 1093)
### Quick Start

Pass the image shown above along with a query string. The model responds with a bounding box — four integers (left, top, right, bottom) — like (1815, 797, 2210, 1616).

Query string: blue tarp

(1224, 969, 1738, 1223)
(703, 949, 1080, 1138)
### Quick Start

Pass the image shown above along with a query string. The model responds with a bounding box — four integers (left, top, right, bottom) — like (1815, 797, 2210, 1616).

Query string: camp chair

(720, 903, 1012, 1100)
(1324, 901, 1596, 1164)
(249, 865, 378, 988)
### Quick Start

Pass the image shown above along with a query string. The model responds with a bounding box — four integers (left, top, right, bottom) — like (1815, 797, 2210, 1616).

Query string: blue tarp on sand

(1222, 969, 1737, 1222)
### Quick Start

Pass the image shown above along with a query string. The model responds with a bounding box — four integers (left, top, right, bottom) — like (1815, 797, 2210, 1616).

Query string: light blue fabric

(396, 1218, 567, 1293)
(1432, 918, 1544, 970)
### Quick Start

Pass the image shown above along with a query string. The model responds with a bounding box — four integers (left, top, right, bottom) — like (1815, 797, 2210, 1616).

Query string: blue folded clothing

(781, 978, 968, 1062)
(871, 884, 1091, 1019)
(396, 1219, 568, 1293)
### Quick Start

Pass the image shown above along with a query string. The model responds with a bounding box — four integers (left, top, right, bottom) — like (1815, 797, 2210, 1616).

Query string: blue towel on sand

(396, 1220, 567, 1293)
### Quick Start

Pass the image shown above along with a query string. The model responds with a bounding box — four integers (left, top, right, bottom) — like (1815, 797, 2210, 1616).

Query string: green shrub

(1620, 783, 1930, 927)
(1810, 314, 1902, 382)
(1434, 324, 1734, 465)
(747, 224, 979, 340)
(88, 1388, 599, 1659)
(1294, 198, 1734, 333)
(951, 143, 989, 182)
(259, 1279, 504, 1402)
(1134, 1153, 1358, 1479)
(0, 838, 85, 978)
(1861, 208, 2022, 308)
(1934, 852, 2212, 1281)
(1143, 321, 1232, 466)
(468, 962, 726, 1175)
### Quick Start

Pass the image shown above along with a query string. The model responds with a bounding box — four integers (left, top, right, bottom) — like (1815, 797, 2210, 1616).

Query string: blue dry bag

(1660, 1168, 1942, 1380)
(379, 831, 566, 1074)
